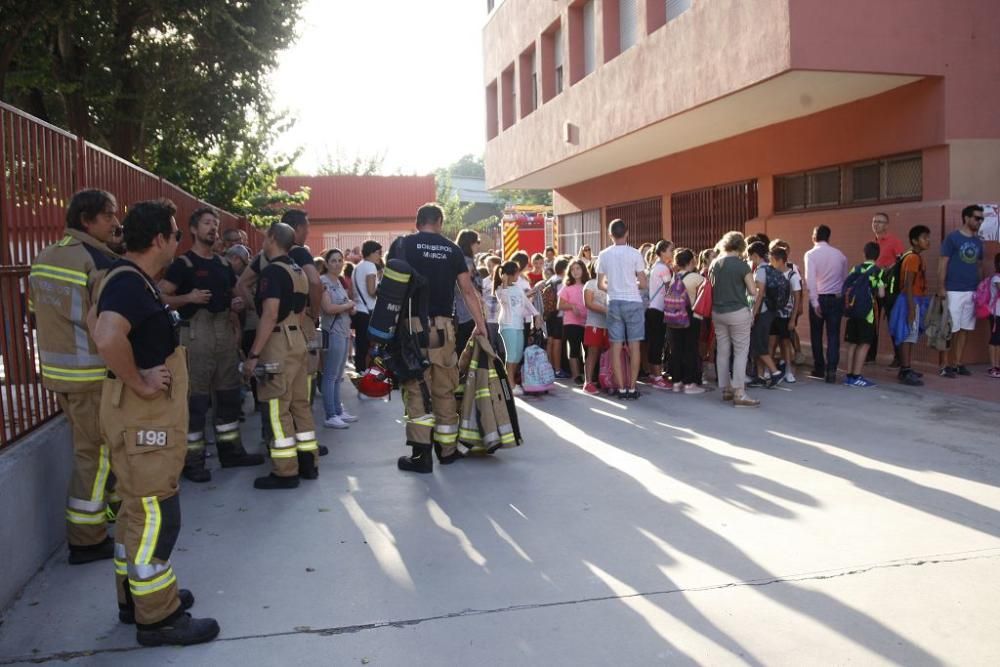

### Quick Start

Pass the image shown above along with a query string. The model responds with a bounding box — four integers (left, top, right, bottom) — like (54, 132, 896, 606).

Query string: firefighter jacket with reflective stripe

(457, 336, 522, 453)
(29, 229, 117, 392)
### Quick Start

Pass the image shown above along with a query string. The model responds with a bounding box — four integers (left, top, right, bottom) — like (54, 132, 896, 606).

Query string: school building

(276, 174, 436, 254)
(482, 0, 1000, 363)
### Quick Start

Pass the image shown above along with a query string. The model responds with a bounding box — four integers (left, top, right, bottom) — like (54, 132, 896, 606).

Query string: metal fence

(0, 101, 261, 449)
(670, 180, 759, 253)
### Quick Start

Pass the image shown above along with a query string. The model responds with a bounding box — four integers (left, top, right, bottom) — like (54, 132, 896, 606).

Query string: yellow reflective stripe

(435, 433, 458, 444)
(459, 428, 482, 441)
(407, 415, 436, 427)
(58, 235, 73, 246)
(269, 399, 285, 440)
(114, 558, 128, 576)
(475, 389, 491, 398)
(31, 264, 88, 286)
(136, 497, 161, 565)
(129, 568, 177, 596)
(383, 267, 410, 283)
(296, 442, 319, 452)
(216, 431, 240, 442)
(90, 445, 110, 503)
(500, 432, 517, 443)
(469, 360, 480, 370)
(41, 365, 106, 381)
(66, 509, 106, 525)
(270, 448, 299, 459)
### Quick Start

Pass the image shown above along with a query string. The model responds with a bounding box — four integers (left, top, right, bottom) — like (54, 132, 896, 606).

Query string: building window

(583, 0, 596, 77)
(666, 0, 692, 22)
(559, 208, 602, 256)
(775, 153, 922, 213)
(486, 80, 499, 140)
(519, 45, 538, 117)
(553, 26, 564, 95)
(606, 197, 663, 247)
(671, 180, 759, 253)
(501, 65, 516, 130)
(619, 0, 639, 53)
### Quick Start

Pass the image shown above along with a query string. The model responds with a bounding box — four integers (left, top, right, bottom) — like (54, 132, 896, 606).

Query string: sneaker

(616, 389, 628, 400)
(853, 376, 877, 388)
(554, 370, 571, 379)
(733, 395, 760, 408)
(628, 388, 640, 400)
(767, 371, 784, 388)
(989, 367, 1000, 379)
(574, 375, 585, 386)
(672, 380, 682, 393)
(513, 386, 525, 396)
(899, 370, 924, 386)
(583, 382, 599, 394)
(683, 383, 706, 395)
(783, 370, 797, 384)
(338, 412, 359, 423)
(956, 365, 972, 376)
(939, 366, 957, 379)
(649, 377, 671, 390)
(323, 416, 349, 429)
(747, 376, 767, 388)
(844, 375, 858, 386)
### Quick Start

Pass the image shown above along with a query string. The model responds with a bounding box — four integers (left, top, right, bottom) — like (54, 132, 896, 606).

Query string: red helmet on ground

(358, 365, 392, 398)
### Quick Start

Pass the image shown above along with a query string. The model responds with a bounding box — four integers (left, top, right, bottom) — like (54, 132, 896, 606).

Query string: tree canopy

(1, 0, 304, 216)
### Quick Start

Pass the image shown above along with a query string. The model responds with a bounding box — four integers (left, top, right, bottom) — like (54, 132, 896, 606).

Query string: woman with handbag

(320, 249, 359, 429)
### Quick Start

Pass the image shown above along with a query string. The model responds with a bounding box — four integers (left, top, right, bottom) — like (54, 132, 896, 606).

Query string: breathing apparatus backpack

(367, 257, 431, 383)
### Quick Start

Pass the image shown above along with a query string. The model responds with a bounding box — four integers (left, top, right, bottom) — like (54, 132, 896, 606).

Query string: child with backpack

(767, 240, 802, 383)
(890, 225, 932, 386)
(986, 253, 1000, 378)
(582, 263, 609, 394)
(666, 248, 706, 394)
(495, 260, 542, 393)
(541, 257, 568, 376)
(749, 242, 790, 388)
(842, 242, 886, 387)
(558, 259, 590, 385)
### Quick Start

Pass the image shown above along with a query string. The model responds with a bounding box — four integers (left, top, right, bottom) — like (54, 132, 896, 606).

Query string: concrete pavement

(1, 376, 998, 665)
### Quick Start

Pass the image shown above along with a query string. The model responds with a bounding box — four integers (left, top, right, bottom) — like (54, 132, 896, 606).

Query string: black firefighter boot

(135, 609, 220, 647)
(217, 438, 264, 469)
(182, 447, 211, 483)
(398, 444, 433, 474)
(297, 451, 319, 480)
(120, 589, 195, 624)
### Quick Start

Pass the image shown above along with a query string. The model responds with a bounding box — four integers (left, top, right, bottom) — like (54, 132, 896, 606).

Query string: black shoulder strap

(97, 264, 159, 304)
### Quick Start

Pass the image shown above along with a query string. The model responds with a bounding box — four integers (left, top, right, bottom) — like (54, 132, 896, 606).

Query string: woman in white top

(351, 240, 382, 371)
(644, 240, 674, 389)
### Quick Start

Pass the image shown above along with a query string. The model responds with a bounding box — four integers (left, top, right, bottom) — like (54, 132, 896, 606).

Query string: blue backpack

(843, 264, 878, 320)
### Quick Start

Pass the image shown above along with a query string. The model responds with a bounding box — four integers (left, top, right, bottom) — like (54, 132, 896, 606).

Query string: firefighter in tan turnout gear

(92, 199, 218, 647)
(243, 222, 319, 489)
(386, 204, 486, 473)
(28, 189, 119, 565)
(159, 207, 262, 482)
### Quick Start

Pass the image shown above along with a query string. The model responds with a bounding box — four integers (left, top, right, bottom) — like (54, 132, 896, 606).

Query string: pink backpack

(598, 347, 631, 393)
(973, 274, 998, 319)
(662, 273, 691, 328)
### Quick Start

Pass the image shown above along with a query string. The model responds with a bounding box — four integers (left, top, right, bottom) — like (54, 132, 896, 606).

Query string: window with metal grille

(667, 0, 692, 22)
(583, 1, 596, 77)
(775, 153, 922, 213)
(619, 0, 639, 52)
(670, 180, 759, 253)
(606, 197, 663, 247)
(559, 208, 602, 256)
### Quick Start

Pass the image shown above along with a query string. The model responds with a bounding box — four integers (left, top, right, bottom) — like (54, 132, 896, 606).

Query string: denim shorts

(607, 300, 645, 343)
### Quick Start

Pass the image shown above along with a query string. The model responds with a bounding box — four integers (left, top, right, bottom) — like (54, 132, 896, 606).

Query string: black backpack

(762, 265, 790, 312)
(884, 250, 912, 298)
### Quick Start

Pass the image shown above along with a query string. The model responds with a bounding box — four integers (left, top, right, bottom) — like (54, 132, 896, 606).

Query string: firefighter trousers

(180, 310, 242, 456)
(56, 390, 117, 547)
(401, 317, 460, 455)
(257, 323, 318, 477)
(101, 348, 189, 626)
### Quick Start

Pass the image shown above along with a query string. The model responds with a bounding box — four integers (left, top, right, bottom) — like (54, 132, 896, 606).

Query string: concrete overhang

(493, 70, 922, 191)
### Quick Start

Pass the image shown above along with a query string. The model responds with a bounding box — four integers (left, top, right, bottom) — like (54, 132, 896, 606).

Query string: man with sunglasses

(29, 189, 120, 565)
(938, 204, 985, 378)
(93, 199, 219, 646)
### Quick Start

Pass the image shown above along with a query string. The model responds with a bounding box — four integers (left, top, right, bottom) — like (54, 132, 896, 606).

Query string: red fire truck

(501, 205, 554, 260)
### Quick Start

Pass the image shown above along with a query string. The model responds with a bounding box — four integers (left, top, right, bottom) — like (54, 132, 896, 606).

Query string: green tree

(437, 174, 474, 241)
(1, 0, 304, 212)
(316, 150, 387, 176)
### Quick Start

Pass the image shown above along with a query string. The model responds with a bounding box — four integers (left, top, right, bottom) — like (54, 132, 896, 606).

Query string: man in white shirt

(597, 219, 648, 399)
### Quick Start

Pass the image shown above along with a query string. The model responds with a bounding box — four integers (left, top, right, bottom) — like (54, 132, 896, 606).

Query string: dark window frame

(774, 152, 922, 214)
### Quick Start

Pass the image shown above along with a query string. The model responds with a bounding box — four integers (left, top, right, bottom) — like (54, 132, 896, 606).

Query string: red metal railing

(670, 179, 759, 253)
(0, 101, 262, 449)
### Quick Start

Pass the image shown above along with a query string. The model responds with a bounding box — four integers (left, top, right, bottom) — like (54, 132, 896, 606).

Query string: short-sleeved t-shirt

(583, 278, 608, 329)
(781, 266, 803, 318)
(163, 251, 236, 320)
(97, 260, 177, 370)
(353, 259, 379, 314)
(900, 252, 927, 297)
(991, 274, 1000, 317)
(256, 256, 305, 322)
(647, 261, 673, 311)
(320, 274, 352, 337)
(874, 233, 905, 269)
(710, 255, 752, 314)
(288, 245, 314, 271)
(597, 244, 645, 303)
(387, 232, 468, 318)
(941, 230, 983, 292)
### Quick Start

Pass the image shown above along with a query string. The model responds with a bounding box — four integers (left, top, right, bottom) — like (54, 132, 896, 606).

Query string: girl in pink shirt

(558, 260, 589, 384)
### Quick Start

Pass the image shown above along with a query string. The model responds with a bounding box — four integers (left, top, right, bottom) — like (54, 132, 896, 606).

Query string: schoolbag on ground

(541, 280, 559, 320)
(598, 347, 631, 393)
(521, 343, 555, 393)
(662, 273, 691, 328)
(843, 264, 878, 321)
(973, 274, 999, 319)
(762, 265, 790, 312)
(884, 250, 913, 297)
